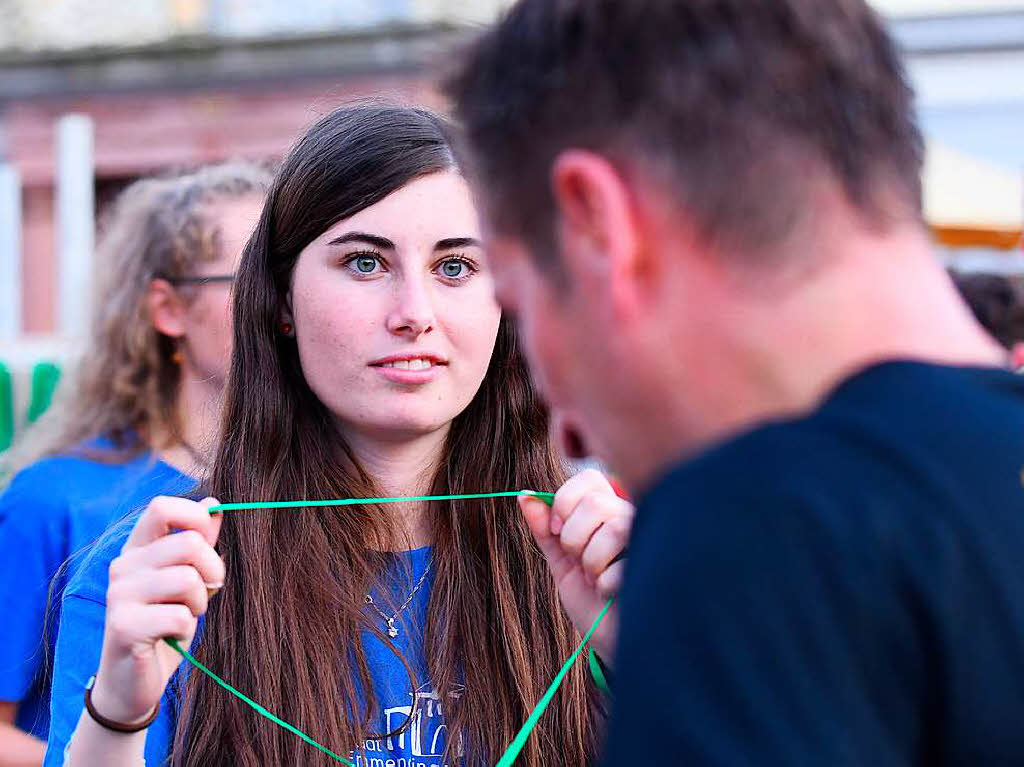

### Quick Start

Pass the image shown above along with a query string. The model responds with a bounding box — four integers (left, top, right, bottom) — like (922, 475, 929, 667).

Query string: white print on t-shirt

(352, 684, 465, 767)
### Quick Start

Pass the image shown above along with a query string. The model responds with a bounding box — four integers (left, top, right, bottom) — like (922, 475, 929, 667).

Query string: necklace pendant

(386, 619, 399, 638)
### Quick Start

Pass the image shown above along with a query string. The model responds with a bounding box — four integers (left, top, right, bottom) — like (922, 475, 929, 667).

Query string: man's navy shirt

(603, 361, 1024, 765)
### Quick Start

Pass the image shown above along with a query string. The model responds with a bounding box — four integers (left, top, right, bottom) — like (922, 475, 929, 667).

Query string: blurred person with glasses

(0, 162, 269, 766)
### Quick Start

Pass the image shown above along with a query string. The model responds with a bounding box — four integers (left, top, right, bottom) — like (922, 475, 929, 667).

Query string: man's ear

(147, 278, 187, 339)
(550, 150, 645, 318)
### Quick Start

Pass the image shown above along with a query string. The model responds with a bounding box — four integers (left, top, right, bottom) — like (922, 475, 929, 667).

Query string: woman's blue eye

(354, 256, 379, 273)
(440, 260, 467, 279)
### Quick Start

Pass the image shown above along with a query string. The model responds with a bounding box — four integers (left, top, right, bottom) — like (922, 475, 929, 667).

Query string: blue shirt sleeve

(43, 592, 104, 767)
(44, 529, 176, 767)
(0, 445, 193, 748)
(0, 466, 71, 712)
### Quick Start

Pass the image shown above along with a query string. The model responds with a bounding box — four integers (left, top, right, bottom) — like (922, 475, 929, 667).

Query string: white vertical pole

(0, 164, 21, 339)
(55, 114, 95, 336)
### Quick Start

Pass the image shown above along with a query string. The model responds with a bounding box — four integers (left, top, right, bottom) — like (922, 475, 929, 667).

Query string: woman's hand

(88, 496, 224, 726)
(519, 469, 633, 665)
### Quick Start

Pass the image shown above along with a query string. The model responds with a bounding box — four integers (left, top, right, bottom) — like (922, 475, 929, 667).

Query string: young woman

(47, 104, 632, 766)
(0, 163, 268, 765)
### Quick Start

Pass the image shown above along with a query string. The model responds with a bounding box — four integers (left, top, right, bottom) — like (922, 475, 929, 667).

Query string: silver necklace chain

(364, 561, 432, 638)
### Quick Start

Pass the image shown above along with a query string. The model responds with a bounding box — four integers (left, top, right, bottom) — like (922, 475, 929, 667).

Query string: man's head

(447, 0, 925, 490)
(952, 271, 1024, 368)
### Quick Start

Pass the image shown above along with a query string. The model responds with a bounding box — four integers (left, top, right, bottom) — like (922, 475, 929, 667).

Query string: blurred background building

(881, 0, 1024, 269)
(0, 0, 1022, 449)
(0, 0, 507, 336)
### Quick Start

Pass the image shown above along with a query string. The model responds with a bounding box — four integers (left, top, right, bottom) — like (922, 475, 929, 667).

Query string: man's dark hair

(951, 271, 1024, 350)
(446, 0, 923, 263)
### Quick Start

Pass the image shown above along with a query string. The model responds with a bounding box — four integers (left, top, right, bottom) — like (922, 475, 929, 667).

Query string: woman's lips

(375, 358, 438, 371)
(370, 357, 447, 384)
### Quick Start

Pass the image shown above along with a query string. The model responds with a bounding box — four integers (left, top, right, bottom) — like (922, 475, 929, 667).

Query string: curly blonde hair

(10, 161, 272, 471)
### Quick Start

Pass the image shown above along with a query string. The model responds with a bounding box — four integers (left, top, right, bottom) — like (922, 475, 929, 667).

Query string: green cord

(494, 599, 614, 767)
(209, 491, 555, 513)
(587, 647, 612, 697)
(165, 637, 354, 765)
(163, 489, 601, 766)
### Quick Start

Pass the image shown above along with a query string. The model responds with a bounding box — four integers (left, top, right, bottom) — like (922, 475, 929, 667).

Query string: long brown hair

(7, 163, 271, 473)
(173, 104, 603, 765)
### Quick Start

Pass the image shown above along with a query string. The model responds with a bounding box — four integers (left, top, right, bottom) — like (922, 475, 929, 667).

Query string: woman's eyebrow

(327, 232, 395, 249)
(435, 237, 481, 251)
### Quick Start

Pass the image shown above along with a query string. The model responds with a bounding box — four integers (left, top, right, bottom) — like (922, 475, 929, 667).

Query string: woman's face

(289, 171, 502, 443)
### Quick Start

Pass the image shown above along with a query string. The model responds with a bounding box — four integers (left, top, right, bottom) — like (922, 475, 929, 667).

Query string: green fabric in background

(27, 361, 61, 424)
(0, 362, 13, 453)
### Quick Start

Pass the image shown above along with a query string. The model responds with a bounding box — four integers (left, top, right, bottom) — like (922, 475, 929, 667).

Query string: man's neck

(731, 225, 1005, 415)
(624, 222, 1005, 491)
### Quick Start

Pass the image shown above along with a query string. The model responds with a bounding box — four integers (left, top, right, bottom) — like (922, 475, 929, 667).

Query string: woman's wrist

(84, 675, 159, 732)
(66, 710, 148, 767)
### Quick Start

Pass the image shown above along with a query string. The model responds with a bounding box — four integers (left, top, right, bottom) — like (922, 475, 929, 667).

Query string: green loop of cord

(208, 490, 554, 513)
(163, 489, 608, 766)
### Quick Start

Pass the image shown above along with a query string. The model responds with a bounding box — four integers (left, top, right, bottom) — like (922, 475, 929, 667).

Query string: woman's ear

(279, 295, 295, 336)
(147, 278, 187, 339)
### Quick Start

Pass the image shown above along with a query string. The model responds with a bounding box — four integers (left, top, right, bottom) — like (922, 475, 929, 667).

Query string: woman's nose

(385, 277, 436, 338)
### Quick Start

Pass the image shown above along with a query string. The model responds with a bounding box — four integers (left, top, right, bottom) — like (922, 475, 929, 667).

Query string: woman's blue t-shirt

(46, 537, 447, 767)
(0, 439, 193, 741)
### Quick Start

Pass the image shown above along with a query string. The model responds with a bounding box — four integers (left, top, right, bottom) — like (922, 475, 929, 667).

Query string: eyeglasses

(163, 274, 235, 286)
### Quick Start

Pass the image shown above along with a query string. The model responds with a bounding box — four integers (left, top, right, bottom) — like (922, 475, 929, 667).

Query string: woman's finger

(550, 469, 615, 535)
(518, 495, 563, 564)
(125, 496, 222, 550)
(106, 603, 198, 646)
(109, 565, 212, 617)
(112, 529, 225, 587)
(558, 494, 620, 559)
(202, 497, 224, 546)
(580, 514, 631, 579)
(595, 560, 626, 599)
